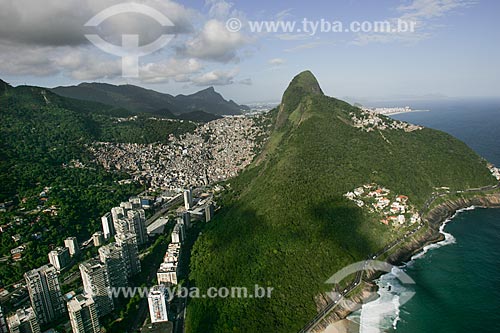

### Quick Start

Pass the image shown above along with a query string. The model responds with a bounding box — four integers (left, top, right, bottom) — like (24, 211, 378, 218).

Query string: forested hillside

(185, 71, 497, 332)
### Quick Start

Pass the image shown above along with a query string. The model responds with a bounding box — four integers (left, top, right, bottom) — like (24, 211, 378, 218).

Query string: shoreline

(380, 109, 431, 116)
(316, 191, 500, 333)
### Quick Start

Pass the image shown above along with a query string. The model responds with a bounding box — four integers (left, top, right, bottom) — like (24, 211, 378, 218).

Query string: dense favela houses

(90, 117, 263, 192)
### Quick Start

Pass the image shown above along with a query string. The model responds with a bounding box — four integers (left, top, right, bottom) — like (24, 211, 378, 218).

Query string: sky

(0, 0, 499, 104)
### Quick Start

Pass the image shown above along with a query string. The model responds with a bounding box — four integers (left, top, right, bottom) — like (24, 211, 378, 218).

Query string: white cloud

(192, 68, 239, 86)
(353, 0, 477, 45)
(397, 0, 477, 19)
(238, 78, 252, 85)
(285, 41, 334, 53)
(0, 41, 205, 83)
(140, 58, 203, 83)
(0, 0, 254, 87)
(0, 43, 59, 76)
(181, 19, 251, 62)
(53, 48, 123, 80)
(275, 8, 294, 21)
(275, 33, 312, 41)
(0, 0, 196, 46)
(269, 58, 286, 66)
(205, 0, 244, 20)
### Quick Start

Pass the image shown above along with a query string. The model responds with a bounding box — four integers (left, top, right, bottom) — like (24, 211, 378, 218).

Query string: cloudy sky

(0, 0, 499, 103)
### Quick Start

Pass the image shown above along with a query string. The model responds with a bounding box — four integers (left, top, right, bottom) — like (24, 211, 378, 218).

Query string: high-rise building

(182, 211, 191, 229)
(183, 188, 193, 210)
(127, 209, 147, 245)
(129, 197, 142, 209)
(24, 265, 66, 325)
(110, 207, 125, 225)
(99, 243, 128, 289)
(113, 218, 129, 237)
(163, 243, 181, 265)
(147, 286, 169, 323)
(6, 307, 40, 333)
(115, 232, 141, 277)
(101, 212, 115, 240)
(48, 246, 70, 271)
(205, 203, 215, 222)
(64, 237, 80, 257)
(79, 260, 113, 317)
(175, 218, 187, 242)
(0, 306, 8, 333)
(120, 201, 133, 210)
(67, 294, 100, 333)
(157, 242, 180, 286)
(171, 223, 184, 244)
(157, 263, 178, 286)
(92, 232, 105, 247)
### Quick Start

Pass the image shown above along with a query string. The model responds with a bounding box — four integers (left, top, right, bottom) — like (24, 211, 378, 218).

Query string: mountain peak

(190, 86, 222, 100)
(284, 71, 323, 98)
(277, 71, 324, 128)
(280, 71, 323, 110)
(0, 78, 11, 93)
(195, 86, 217, 95)
(52, 82, 246, 116)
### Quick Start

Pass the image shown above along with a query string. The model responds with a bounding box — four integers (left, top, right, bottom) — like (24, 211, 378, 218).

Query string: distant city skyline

(0, 0, 499, 103)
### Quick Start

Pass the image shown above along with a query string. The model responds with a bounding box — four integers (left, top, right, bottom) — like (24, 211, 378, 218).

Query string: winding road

(297, 181, 499, 333)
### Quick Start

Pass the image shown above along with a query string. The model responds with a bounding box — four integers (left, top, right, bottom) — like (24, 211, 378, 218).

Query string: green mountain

(0, 79, 11, 93)
(176, 110, 222, 123)
(0, 82, 153, 284)
(0, 81, 195, 201)
(186, 71, 497, 332)
(52, 83, 249, 116)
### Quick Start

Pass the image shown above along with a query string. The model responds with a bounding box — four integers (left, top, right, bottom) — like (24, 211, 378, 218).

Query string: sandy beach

(323, 319, 360, 333)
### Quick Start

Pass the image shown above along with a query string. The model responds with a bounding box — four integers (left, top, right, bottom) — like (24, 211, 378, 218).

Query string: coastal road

(297, 182, 500, 332)
(296, 223, 423, 333)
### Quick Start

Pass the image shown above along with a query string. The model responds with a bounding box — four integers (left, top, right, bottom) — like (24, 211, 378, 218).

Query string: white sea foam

(354, 266, 412, 333)
(355, 206, 476, 332)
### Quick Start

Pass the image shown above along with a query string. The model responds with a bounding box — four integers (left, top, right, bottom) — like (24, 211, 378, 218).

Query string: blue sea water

(352, 98, 500, 333)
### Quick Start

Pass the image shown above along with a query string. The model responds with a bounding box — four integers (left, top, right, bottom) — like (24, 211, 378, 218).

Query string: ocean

(350, 98, 500, 333)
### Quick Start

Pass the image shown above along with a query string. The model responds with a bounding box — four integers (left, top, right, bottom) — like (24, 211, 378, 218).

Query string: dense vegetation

(0, 85, 194, 200)
(185, 71, 497, 332)
(0, 83, 194, 285)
